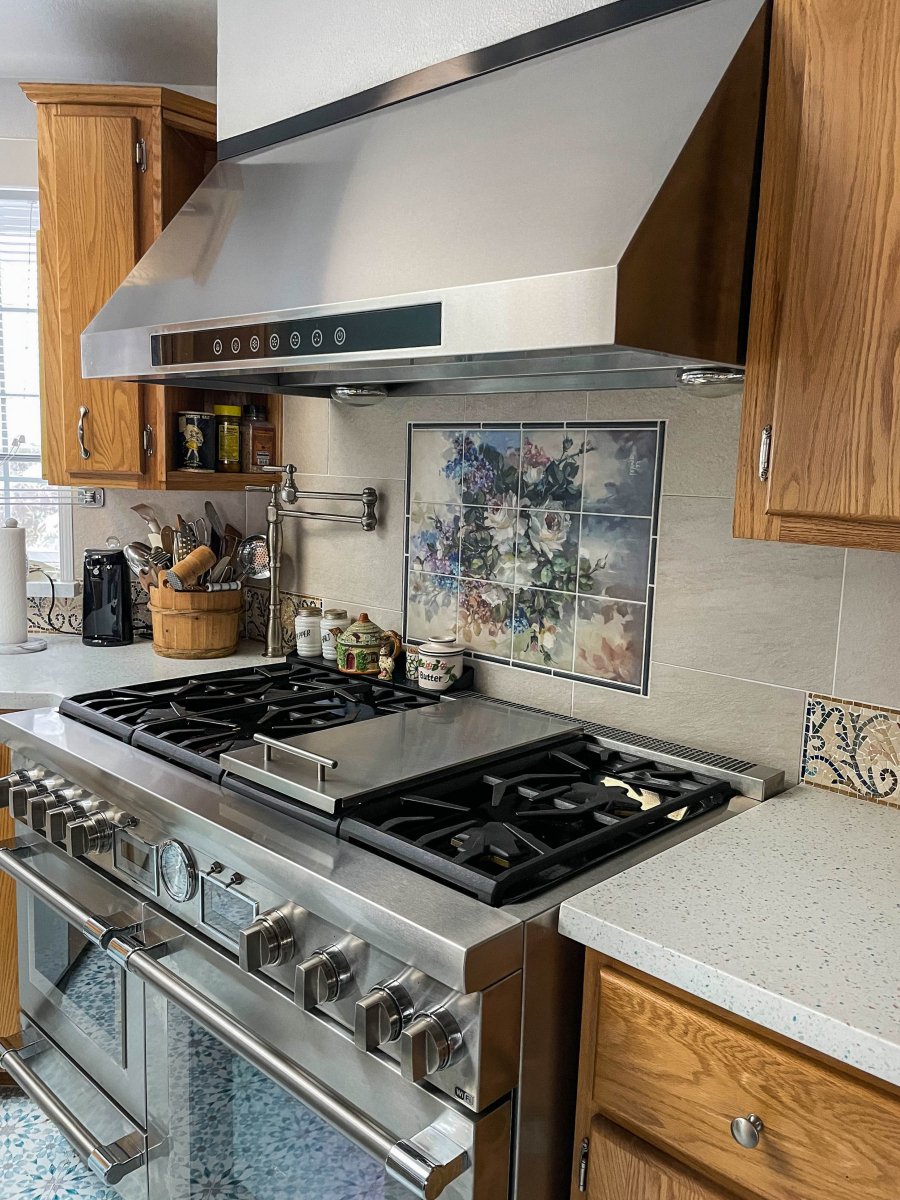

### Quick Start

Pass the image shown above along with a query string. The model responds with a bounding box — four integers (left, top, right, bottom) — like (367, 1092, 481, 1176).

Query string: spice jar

(176, 411, 216, 472)
(320, 608, 350, 660)
(241, 404, 276, 473)
(294, 609, 323, 657)
(214, 404, 242, 473)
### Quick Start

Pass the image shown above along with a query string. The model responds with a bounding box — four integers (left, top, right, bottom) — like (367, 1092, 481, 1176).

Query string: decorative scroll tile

(802, 693, 900, 809)
(244, 585, 322, 650)
(404, 421, 664, 694)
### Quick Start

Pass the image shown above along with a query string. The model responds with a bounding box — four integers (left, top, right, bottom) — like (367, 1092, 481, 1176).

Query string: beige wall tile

(834, 549, 900, 709)
(652, 497, 843, 691)
(282, 394, 330, 474)
(473, 660, 574, 718)
(327, 395, 465, 480)
(271, 474, 406, 611)
(573, 664, 807, 782)
(464, 391, 587, 425)
(586, 387, 742, 499)
(320, 598, 403, 636)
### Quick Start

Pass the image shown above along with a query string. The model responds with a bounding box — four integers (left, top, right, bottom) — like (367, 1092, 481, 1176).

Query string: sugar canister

(294, 609, 323, 657)
(320, 608, 350, 660)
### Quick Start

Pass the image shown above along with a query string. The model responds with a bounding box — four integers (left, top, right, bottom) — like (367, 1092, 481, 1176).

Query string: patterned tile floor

(0, 1088, 118, 1200)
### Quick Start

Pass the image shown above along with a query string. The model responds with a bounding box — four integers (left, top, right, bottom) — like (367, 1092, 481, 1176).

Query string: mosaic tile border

(802, 692, 900, 809)
(403, 421, 664, 695)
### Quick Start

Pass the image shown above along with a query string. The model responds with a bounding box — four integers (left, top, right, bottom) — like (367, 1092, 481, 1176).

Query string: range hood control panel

(151, 302, 442, 366)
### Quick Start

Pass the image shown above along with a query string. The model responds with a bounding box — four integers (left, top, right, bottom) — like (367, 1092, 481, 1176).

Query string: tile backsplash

(802, 694, 900, 810)
(62, 385, 900, 799)
(404, 422, 662, 691)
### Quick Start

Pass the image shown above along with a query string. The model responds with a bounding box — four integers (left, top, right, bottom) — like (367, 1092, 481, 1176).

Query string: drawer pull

(730, 1113, 764, 1149)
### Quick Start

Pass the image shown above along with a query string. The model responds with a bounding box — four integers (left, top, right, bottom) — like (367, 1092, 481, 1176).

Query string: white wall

(217, 0, 616, 140)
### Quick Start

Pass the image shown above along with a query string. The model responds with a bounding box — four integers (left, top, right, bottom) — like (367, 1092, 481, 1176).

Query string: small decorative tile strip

(244, 584, 323, 649)
(404, 422, 664, 693)
(802, 693, 900, 809)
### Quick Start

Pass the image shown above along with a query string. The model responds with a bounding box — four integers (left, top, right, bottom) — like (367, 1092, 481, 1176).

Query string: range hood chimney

(82, 0, 770, 398)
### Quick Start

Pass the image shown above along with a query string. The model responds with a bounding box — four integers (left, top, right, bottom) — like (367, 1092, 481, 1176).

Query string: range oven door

(128, 909, 511, 1200)
(1, 836, 147, 1123)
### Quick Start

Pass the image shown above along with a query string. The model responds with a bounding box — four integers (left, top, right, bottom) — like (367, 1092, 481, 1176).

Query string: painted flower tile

(406, 421, 663, 694)
(458, 579, 514, 657)
(409, 428, 462, 503)
(519, 428, 587, 511)
(802, 693, 900, 809)
(462, 429, 521, 505)
(579, 515, 653, 601)
(582, 427, 659, 516)
(406, 572, 459, 641)
(512, 588, 576, 671)
(408, 502, 461, 576)
(574, 596, 647, 689)
(515, 509, 580, 592)
(460, 504, 519, 584)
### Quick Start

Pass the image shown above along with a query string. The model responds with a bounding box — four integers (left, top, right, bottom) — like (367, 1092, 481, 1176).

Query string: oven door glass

(154, 1007, 409, 1200)
(29, 897, 125, 1061)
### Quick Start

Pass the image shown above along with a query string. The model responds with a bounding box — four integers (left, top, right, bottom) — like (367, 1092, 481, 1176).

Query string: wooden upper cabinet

(23, 84, 217, 489)
(734, 0, 900, 550)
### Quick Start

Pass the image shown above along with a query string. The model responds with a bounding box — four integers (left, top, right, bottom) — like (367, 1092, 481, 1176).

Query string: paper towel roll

(0, 518, 28, 645)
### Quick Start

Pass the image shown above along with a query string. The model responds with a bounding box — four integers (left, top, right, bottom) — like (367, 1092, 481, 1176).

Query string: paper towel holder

(0, 518, 47, 655)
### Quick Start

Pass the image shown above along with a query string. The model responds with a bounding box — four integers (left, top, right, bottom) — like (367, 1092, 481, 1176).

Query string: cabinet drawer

(593, 969, 900, 1200)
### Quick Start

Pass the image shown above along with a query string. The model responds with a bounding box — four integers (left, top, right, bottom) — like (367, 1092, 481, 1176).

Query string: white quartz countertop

(0, 635, 271, 709)
(559, 785, 900, 1087)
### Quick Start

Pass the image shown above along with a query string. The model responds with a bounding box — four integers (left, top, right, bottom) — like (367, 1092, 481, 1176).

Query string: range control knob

(46, 801, 90, 844)
(65, 812, 114, 858)
(26, 787, 83, 834)
(1, 768, 56, 808)
(295, 946, 352, 1011)
(354, 981, 414, 1052)
(9, 775, 66, 819)
(400, 1009, 463, 1083)
(239, 908, 297, 973)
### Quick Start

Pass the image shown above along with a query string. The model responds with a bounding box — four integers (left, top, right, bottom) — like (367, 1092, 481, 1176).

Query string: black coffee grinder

(82, 548, 133, 646)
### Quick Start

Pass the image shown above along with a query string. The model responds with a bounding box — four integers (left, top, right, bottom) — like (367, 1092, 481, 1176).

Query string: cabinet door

(586, 1117, 739, 1200)
(50, 113, 144, 479)
(734, 0, 900, 548)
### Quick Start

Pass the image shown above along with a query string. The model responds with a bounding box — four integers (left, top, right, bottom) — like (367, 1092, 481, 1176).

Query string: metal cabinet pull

(0, 1034, 145, 1184)
(758, 424, 772, 482)
(730, 1113, 764, 1149)
(106, 933, 468, 1198)
(77, 406, 91, 459)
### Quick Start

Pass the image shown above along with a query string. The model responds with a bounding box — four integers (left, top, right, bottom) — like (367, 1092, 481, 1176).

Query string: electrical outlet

(76, 487, 105, 508)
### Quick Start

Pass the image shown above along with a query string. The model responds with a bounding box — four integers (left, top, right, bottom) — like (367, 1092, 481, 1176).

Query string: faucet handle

(261, 464, 297, 505)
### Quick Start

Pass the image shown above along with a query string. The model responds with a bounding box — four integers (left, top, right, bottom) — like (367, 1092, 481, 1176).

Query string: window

(0, 188, 72, 580)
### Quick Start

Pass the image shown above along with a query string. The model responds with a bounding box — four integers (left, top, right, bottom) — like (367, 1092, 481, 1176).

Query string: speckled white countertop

(0, 635, 271, 709)
(559, 785, 900, 1087)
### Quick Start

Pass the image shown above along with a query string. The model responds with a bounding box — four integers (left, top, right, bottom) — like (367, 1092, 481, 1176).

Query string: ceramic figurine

(404, 644, 422, 681)
(378, 642, 396, 681)
(336, 612, 401, 675)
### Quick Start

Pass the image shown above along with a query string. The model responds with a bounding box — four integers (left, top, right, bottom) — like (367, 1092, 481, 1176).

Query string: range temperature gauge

(159, 840, 198, 903)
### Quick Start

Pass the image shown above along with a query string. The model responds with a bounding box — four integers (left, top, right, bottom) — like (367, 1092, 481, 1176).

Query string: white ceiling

(0, 0, 216, 85)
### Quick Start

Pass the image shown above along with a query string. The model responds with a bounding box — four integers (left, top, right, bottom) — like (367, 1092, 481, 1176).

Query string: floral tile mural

(404, 421, 663, 693)
(801, 693, 900, 809)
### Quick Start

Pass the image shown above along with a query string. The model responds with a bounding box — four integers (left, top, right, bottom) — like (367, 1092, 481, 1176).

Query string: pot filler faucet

(247, 465, 379, 658)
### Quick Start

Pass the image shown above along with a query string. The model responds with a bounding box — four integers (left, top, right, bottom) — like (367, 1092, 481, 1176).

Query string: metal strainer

(236, 534, 270, 581)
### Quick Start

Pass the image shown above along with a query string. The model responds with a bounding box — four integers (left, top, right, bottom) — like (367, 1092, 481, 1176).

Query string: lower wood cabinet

(585, 1117, 739, 1200)
(573, 954, 900, 1200)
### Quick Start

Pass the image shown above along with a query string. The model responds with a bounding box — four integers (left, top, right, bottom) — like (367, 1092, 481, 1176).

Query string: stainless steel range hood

(82, 0, 769, 398)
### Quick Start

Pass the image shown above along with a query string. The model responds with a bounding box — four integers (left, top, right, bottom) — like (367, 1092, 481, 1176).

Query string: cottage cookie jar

(335, 612, 401, 676)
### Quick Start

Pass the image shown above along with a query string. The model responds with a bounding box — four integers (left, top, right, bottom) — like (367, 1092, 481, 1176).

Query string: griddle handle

(253, 734, 338, 782)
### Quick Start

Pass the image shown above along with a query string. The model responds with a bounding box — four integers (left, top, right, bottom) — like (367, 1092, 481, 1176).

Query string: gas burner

(342, 738, 732, 904)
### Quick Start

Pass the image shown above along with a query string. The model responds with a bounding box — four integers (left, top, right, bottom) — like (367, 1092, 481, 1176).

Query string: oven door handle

(0, 1034, 146, 1184)
(106, 933, 469, 1200)
(0, 840, 122, 947)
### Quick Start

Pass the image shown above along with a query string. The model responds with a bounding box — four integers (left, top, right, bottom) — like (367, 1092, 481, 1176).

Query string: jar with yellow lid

(214, 404, 242, 473)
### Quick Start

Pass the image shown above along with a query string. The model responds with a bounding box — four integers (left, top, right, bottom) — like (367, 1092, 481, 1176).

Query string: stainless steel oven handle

(0, 1035, 145, 1184)
(0, 842, 119, 946)
(107, 935, 469, 1199)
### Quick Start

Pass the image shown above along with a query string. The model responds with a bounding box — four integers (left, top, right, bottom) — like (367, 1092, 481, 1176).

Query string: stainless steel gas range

(0, 659, 784, 1200)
